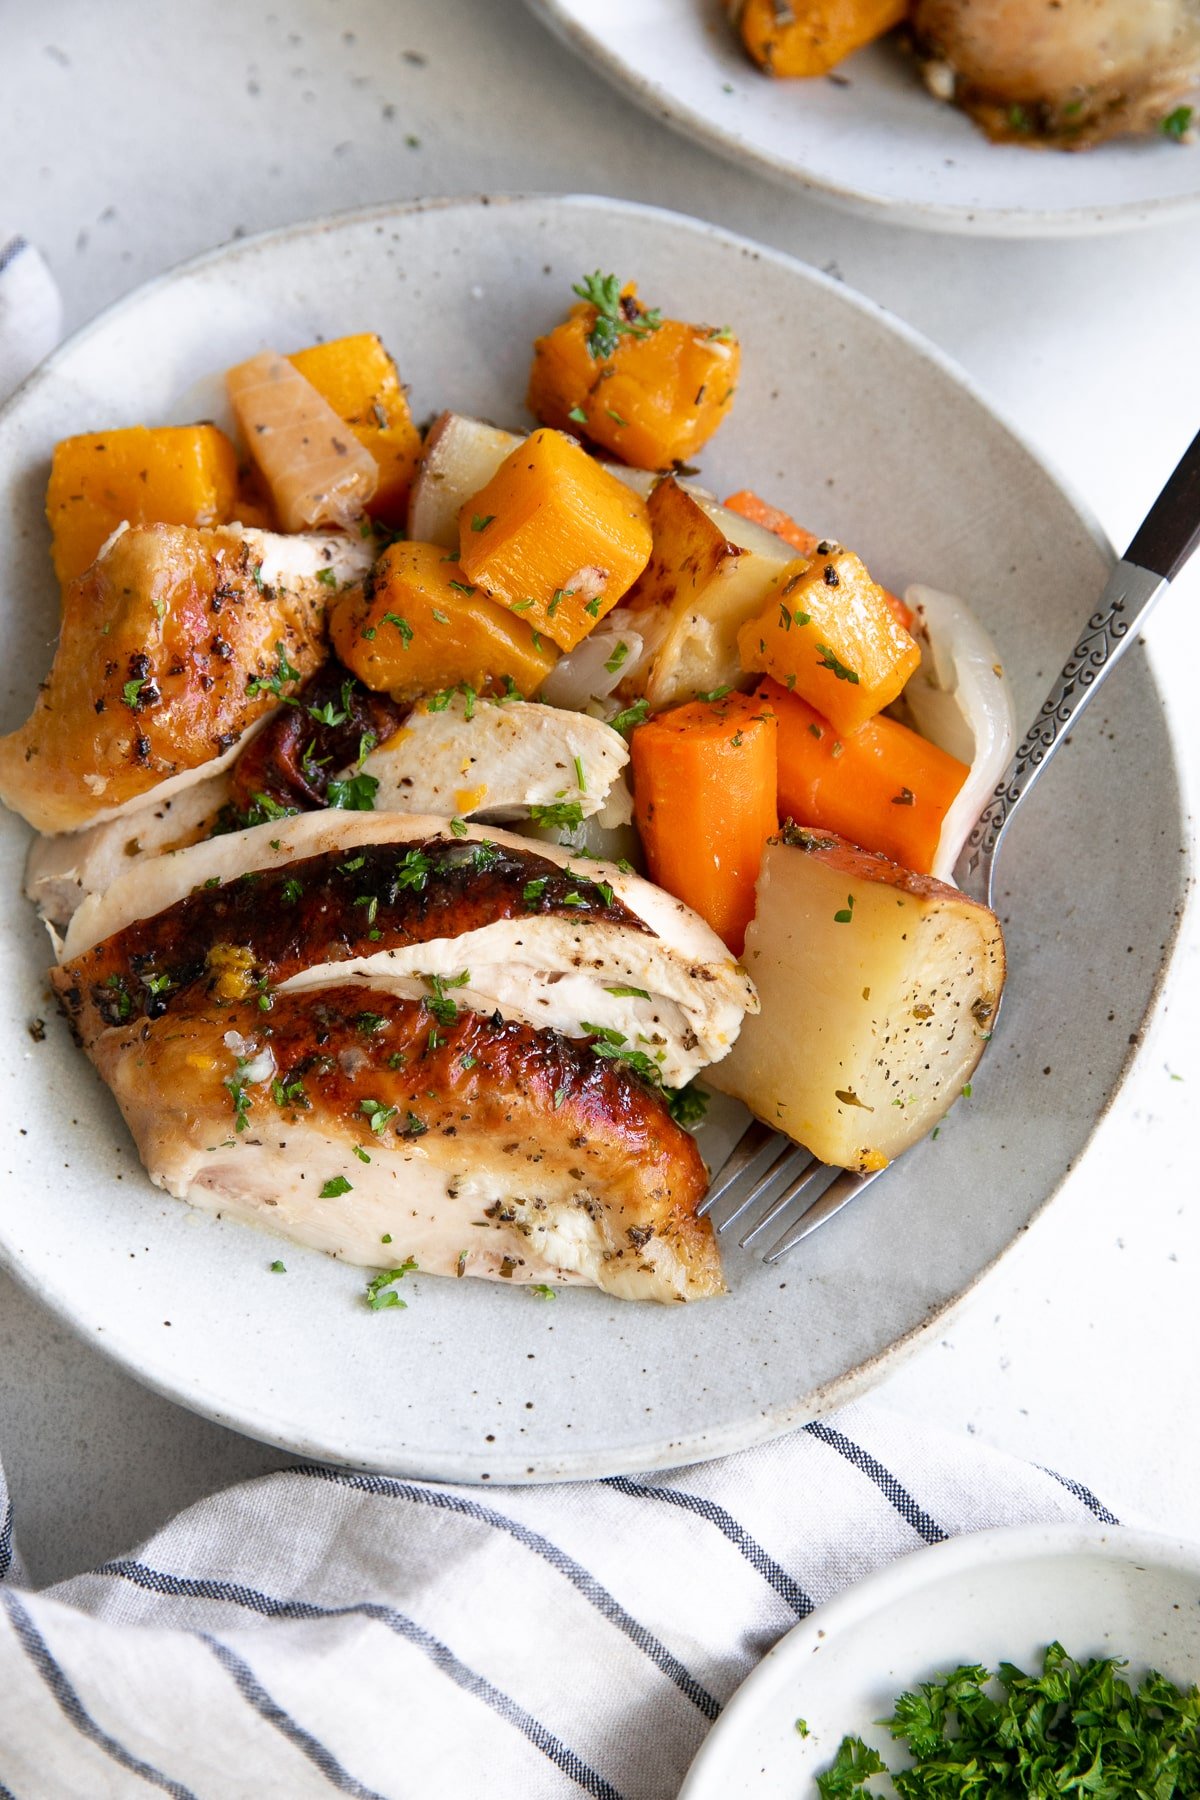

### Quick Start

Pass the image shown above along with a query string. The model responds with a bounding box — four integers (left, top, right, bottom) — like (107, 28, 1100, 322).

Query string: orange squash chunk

(631, 692, 777, 955)
(456, 429, 652, 653)
(528, 282, 740, 471)
(288, 333, 422, 527)
(330, 540, 558, 700)
(737, 548, 919, 735)
(737, 0, 906, 78)
(46, 424, 239, 587)
(758, 679, 968, 874)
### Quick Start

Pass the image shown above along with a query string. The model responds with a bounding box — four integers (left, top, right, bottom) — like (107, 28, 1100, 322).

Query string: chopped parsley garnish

(246, 641, 302, 701)
(270, 1260, 287, 1272)
(326, 771, 379, 811)
(422, 970, 469, 1025)
(529, 1284, 557, 1300)
(604, 640, 629, 674)
(816, 644, 860, 685)
(834, 893, 856, 924)
(397, 848, 433, 890)
(308, 697, 349, 727)
(584, 595, 603, 618)
(449, 816, 469, 838)
(122, 677, 155, 710)
(470, 513, 495, 532)
(606, 408, 628, 427)
(355, 1011, 387, 1035)
(604, 985, 650, 1000)
(573, 754, 587, 791)
(609, 699, 649, 734)
(696, 684, 732, 703)
(320, 1175, 353, 1198)
(365, 1258, 418, 1311)
(529, 799, 585, 830)
(815, 1644, 1200, 1798)
(449, 580, 477, 597)
(271, 1075, 310, 1110)
(572, 271, 663, 360)
(402, 1111, 428, 1137)
(567, 405, 588, 424)
(316, 566, 339, 588)
(360, 1098, 398, 1134)
(523, 877, 548, 905)
(668, 1083, 708, 1129)
(1161, 105, 1194, 140)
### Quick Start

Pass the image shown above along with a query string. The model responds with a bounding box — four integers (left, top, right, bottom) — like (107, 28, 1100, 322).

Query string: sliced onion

(903, 584, 1016, 884)
(539, 621, 644, 711)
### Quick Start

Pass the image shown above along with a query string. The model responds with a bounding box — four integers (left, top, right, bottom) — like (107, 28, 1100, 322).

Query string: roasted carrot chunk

(737, 0, 907, 78)
(331, 540, 558, 700)
(457, 428, 652, 653)
(723, 490, 821, 557)
(288, 333, 422, 527)
(737, 548, 920, 735)
(631, 692, 777, 954)
(758, 679, 968, 874)
(528, 278, 740, 470)
(46, 425, 239, 587)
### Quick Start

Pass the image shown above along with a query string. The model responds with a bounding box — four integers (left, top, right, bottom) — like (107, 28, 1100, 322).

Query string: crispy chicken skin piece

(913, 0, 1200, 146)
(90, 986, 723, 1302)
(59, 812, 757, 1088)
(0, 522, 361, 835)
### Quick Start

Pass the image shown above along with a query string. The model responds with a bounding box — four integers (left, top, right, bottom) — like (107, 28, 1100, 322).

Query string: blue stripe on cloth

(803, 1420, 947, 1545)
(0, 237, 29, 277)
(202, 1635, 388, 1799)
(293, 1463, 720, 1720)
(0, 1491, 14, 1582)
(1037, 1465, 1120, 1526)
(101, 1561, 624, 1800)
(0, 1590, 197, 1799)
(601, 1476, 814, 1617)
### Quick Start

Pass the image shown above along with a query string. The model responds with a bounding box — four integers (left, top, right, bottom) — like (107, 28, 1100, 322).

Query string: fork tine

(738, 1156, 838, 1248)
(698, 1119, 779, 1217)
(716, 1143, 810, 1234)
(763, 1165, 887, 1262)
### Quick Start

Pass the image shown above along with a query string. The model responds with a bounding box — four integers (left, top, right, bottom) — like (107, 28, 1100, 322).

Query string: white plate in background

(0, 194, 1185, 1480)
(680, 1525, 1200, 1794)
(527, 0, 1200, 236)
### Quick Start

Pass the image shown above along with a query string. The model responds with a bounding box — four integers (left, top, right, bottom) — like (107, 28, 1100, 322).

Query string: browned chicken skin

(90, 985, 722, 1301)
(913, 0, 1200, 146)
(0, 523, 331, 834)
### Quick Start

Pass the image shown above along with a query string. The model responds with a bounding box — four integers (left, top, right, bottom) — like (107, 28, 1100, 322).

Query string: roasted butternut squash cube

(46, 424, 239, 587)
(456, 429, 652, 653)
(528, 289, 740, 470)
(736, 0, 907, 78)
(288, 333, 422, 527)
(737, 549, 919, 735)
(330, 540, 558, 700)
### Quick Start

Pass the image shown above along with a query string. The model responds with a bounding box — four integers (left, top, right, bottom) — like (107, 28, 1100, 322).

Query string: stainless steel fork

(701, 425, 1200, 1263)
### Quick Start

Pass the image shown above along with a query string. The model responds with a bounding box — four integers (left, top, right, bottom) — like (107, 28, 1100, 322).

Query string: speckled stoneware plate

(680, 1525, 1200, 1794)
(527, 0, 1200, 236)
(0, 195, 1185, 1482)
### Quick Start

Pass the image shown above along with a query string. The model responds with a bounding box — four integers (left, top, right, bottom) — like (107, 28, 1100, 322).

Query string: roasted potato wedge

(709, 825, 1005, 1170)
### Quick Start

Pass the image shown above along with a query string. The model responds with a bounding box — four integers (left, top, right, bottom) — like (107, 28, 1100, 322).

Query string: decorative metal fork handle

(707, 420, 1200, 1264)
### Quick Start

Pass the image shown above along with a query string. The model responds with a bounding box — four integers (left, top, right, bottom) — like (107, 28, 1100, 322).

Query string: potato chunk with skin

(620, 477, 797, 712)
(733, 0, 907, 77)
(288, 333, 422, 527)
(46, 425, 239, 587)
(737, 548, 920, 736)
(456, 429, 653, 652)
(330, 540, 558, 700)
(709, 826, 1005, 1171)
(409, 413, 525, 550)
(528, 290, 741, 470)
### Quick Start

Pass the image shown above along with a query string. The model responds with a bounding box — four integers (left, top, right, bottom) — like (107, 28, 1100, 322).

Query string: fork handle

(955, 425, 1200, 894)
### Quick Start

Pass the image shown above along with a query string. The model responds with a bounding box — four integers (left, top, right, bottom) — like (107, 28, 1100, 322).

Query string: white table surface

(2, 0, 1197, 1589)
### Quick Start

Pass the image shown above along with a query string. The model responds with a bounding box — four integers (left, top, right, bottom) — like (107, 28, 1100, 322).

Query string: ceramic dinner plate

(527, 0, 1200, 236)
(0, 194, 1185, 1482)
(679, 1524, 1200, 1794)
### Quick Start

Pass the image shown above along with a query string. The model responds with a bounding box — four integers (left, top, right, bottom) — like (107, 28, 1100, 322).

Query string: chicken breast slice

(360, 693, 628, 820)
(58, 812, 756, 1088)
(90, 985, 722, 1302)
(0, 521, 373, 835)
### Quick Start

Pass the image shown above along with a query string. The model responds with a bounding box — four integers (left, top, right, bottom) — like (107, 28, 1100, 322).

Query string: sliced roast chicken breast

(92, 985, 721, 1302)
(0, 521, 373, 834)
(361, 694, 628, 820)
(58, 812, 755, 1088)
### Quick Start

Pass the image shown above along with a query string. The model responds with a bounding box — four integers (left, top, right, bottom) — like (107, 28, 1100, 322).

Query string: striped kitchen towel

(0, 1401, 1121, 1799)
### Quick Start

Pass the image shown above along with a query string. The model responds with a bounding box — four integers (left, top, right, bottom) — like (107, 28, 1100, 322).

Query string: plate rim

(524, 0, 1200, 238)
(0, 191, 1187, 1482)
(680, 1520, 1200, 1795)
